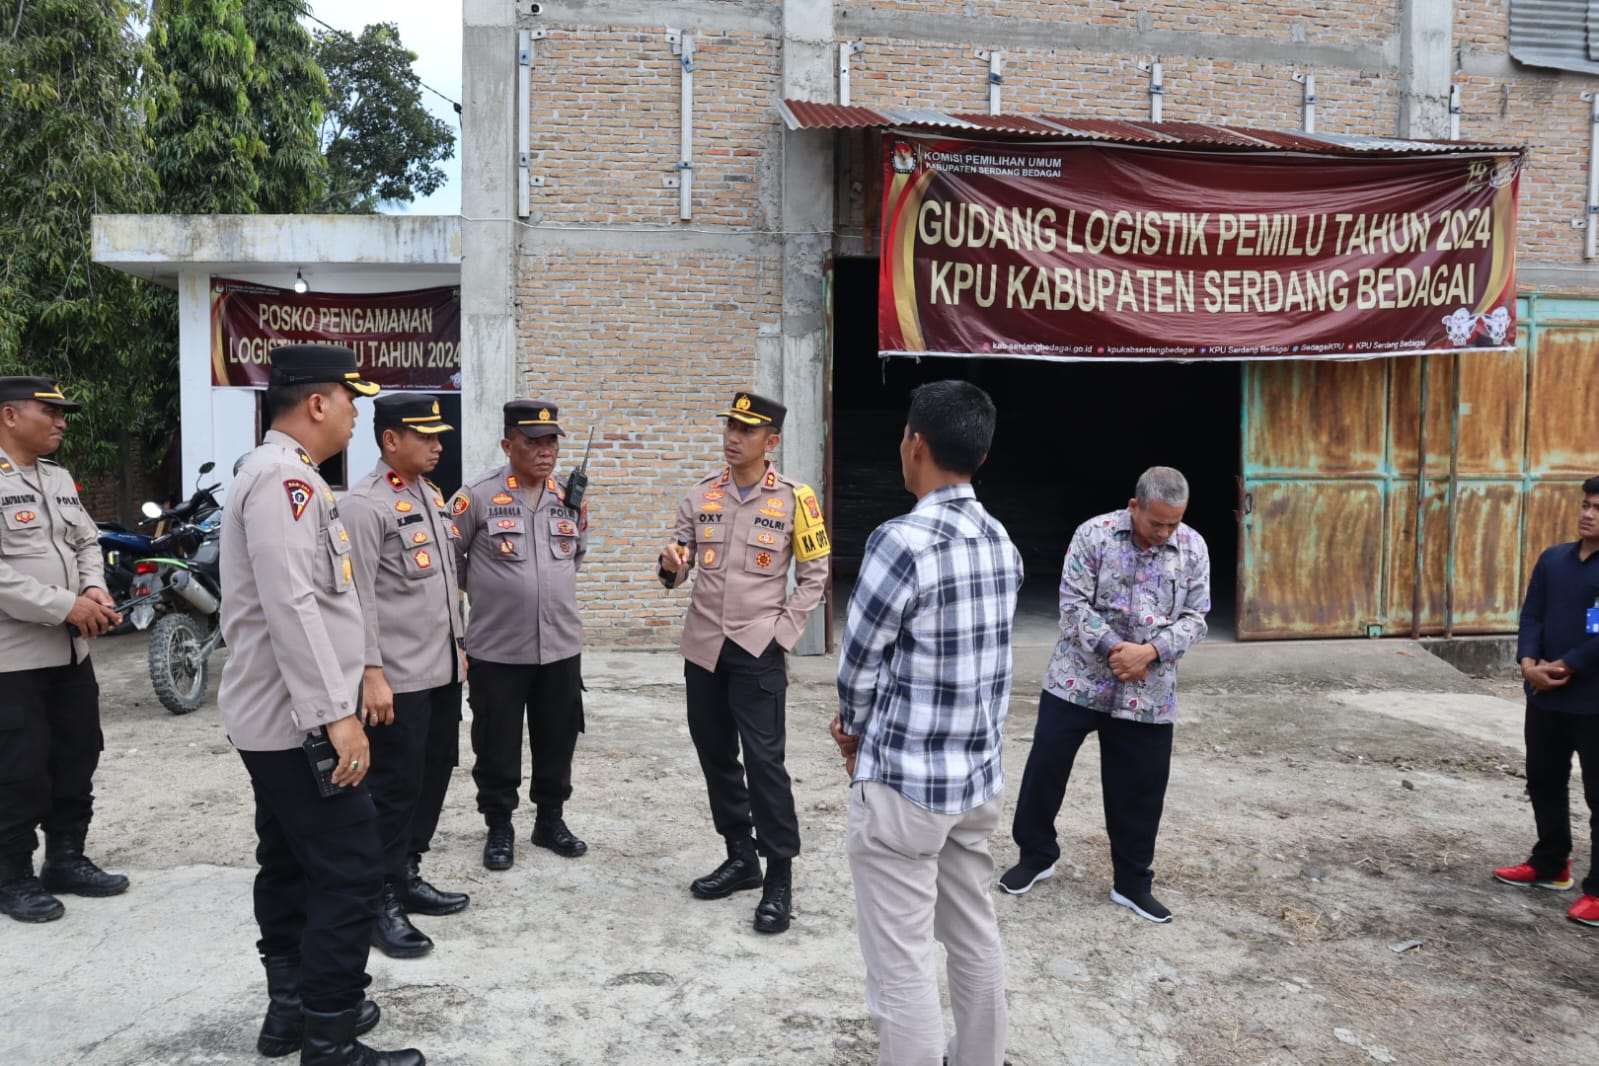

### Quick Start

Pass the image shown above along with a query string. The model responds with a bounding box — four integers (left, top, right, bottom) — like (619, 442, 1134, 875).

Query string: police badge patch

(283, 480, 313, 522)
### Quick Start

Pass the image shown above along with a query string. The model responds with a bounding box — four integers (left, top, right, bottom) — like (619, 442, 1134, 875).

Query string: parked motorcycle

(98, 462, 223, 612)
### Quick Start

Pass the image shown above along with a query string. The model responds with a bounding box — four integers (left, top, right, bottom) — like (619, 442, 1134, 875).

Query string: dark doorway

(830, 257, 1240, 642)
(424, 392, 464, 498)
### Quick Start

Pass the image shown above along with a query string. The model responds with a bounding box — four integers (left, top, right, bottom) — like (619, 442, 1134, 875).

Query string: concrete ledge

(1420, 635, 1518, 677)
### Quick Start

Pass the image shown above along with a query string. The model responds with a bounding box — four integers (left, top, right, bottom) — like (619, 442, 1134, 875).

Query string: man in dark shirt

(1493, 474, 1599, 928)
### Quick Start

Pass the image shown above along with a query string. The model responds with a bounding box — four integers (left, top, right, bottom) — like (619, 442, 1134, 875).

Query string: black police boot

(753, 856, 792, 935)
(0, 855, 64, 923)
(300, 1006, 424, 1066)
(258, 954, 380, 1058)
(531, 806, 587, 858)
(370, 881, 433, 959)
(39, 833, 129, 897)
(690, 835, 763, 900)
(401, 855, 468, 917)
(482, 822, 515, 871)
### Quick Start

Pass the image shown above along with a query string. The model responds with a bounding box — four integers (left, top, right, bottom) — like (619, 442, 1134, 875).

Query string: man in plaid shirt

(832, 380, 1022, 1066)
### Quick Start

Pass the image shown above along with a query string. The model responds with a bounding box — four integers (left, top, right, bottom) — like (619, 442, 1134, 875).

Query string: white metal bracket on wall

(1579, 92, 1599, 257)
(666, 28, 695, 221)
(839, 40, 864, 106)
(1448, 84, 1462, 141)
(516, 28, 547, 217)
(1135, 59, 1164, 122)
(974, 49, 1004, 115)
(1290, 71, 1317, 133)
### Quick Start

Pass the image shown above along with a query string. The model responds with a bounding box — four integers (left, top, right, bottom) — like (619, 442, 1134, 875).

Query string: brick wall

(512, 1, 1599, 646)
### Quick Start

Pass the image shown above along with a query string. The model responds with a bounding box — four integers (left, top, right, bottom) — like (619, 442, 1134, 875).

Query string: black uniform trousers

(469, 655, 583, 824)
(1524, 701, 1599, 896)
(239, 747, 381, 1013)
(365, 680, 462, 883)
(1012, 690, 1174, 896)
(0, 659, 102, 859)
(684, 639, 800, 859)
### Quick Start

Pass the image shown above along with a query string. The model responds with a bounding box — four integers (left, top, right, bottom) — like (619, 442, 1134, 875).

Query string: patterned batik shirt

(1043, 508, 1210, 725)
(836, 484, 1025, 814)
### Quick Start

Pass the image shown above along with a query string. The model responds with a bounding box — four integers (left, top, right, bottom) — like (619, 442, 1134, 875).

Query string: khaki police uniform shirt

(448, 465, 587, 665)
(668, 462, 831, 672)
(343, 462, 466, 694)
(0, 447, 104, 671)
(218, 430, 365, 751)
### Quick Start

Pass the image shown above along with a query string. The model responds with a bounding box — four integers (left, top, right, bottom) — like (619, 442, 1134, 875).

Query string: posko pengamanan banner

(878, 133, 1523, 361)
(210, 278, 462, 390)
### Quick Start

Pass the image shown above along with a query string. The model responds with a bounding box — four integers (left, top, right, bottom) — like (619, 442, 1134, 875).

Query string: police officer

(343, 395, 470, 961)
(0, 377, 127, 924)
(656, 390, 830, 934)
(449, 399, 589, 870)
(219, 346, 423, 1065)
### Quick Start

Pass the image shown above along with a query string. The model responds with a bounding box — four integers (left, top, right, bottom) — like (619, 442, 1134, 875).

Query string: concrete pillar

(778, 0, 836, 654)
(1398, 0, 1454, 139)
(461, 0, 520, 475)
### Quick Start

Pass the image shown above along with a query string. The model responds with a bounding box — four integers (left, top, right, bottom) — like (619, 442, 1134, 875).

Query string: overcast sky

(300, 0, 463, 215)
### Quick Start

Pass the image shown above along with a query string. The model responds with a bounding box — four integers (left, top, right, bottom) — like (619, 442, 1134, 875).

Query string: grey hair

(1135, 466, 1189, 507)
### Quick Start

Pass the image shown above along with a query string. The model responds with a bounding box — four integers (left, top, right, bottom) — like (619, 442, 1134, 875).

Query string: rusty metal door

(1238, 295, 1597, 640)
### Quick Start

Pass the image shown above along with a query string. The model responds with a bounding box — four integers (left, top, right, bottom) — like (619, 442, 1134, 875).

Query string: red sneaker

(1567, 894, 1599, 926)
(1492, 861, 1573, 890)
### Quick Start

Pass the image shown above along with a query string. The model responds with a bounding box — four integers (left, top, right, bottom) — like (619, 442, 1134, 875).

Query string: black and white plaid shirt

(836, 484, 1024, 814)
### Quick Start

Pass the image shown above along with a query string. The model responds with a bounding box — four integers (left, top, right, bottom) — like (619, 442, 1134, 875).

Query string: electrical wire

(269, 0, 463, 116)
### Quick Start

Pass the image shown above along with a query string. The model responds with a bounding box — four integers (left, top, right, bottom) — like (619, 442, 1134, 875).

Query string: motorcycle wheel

(149, 612, 210, 715)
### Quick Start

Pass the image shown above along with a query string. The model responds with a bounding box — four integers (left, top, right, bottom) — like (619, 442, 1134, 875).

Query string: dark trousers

(366, 682, 461, 882)
(239, 747, 381, 1013)
(469, 655, 583, 823)
(0, 659, 102, 858)
(1012, 690, 1174, 895)
(1524, 701, 1599, 895)
(684, 639, 800, 859)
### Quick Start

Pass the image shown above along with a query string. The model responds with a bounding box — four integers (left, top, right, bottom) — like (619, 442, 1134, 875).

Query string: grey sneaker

(998, 862, 1056, 895)
(1110, 887, 1172, 923)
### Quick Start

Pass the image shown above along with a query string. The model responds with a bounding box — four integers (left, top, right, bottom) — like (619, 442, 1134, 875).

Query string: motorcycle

(120, 464, 225, 715)
(99, 462, 223, 615)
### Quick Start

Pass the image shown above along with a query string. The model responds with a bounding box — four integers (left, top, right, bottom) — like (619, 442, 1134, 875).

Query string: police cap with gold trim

(504, 399, 566, 439)
(374, 393, 453, 435)
(268, 344, 380, 396)
(0, 376, 83, 412)
(719, 390, 785, 431)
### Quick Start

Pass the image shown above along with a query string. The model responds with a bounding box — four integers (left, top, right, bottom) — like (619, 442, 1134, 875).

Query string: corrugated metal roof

(775, 99, 1525, 156)
(1509, 0, 1599, 75)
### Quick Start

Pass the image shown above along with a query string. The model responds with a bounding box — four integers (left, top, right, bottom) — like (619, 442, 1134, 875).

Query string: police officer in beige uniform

(449, 399, 590, 870)
(0, 377, 127, 924)
(220, 346, 423, 1066)
(657, 390, 831, 934)
(343, 394, 469, 961)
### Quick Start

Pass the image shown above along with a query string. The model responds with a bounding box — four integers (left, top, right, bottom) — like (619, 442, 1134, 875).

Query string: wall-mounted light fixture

(293, 269, 309, 294)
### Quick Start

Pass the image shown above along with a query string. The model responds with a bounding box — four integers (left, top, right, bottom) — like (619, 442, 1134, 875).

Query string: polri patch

(283, 480, 313, 522)
(449, 493, 470, 516)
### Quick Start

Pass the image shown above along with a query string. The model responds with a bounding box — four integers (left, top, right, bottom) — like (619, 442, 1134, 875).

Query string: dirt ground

(1, 632, 1595, 1065)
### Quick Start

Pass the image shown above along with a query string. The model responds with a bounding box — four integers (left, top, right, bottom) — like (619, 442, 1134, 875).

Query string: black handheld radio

(563, 426, 597, 510)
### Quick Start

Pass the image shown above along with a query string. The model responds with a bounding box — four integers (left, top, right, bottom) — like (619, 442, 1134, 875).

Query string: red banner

(210, 278, 462, 390)
(879, 134, 1522, 361)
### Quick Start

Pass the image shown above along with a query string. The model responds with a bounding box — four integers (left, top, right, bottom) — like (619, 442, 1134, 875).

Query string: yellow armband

(792, 484, 831, 562)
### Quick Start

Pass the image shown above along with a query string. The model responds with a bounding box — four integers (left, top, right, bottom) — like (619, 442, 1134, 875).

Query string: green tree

(148, 0, 264, 213)
(314, 22, 454, 212)
(241, 0, 326, 213)
(0, 0, 177, 482)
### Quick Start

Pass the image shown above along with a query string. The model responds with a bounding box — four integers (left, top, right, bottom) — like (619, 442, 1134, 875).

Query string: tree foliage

(313, 22, 454, 213)
(147, 0, 264, 213)
(240, 0, 326, 213)
(0, 0, 178, 479)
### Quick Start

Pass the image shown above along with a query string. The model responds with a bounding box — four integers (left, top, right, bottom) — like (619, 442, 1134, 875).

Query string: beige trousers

(846, 780, 1007, 1066)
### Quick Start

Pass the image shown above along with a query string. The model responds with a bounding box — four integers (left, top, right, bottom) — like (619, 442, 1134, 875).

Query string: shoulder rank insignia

(386, 471, 407, 491)
(792, 484, 831, 562)
(395, 500, 413, 513)
(546, 477, 557, 492)
(505, 475, 519, 490)
(763, 469, 778, 489)
(491, 492, 514, 505)
(0, 460, 12, 473)
(413, 549, 432, 569)
(283, 480, 313, 522)
(338, 527, 349, 543)
(449, 493, 470, 515)
(296, 448, 313, 466)
(449, 522, 461, 538)
(342, 556, 354, 584)
(434, 495, 445, 508)
(717, 467, 731, 485)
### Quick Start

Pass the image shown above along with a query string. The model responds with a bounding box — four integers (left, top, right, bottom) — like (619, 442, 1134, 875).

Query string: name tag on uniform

(1587, 607, 1599, 634)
